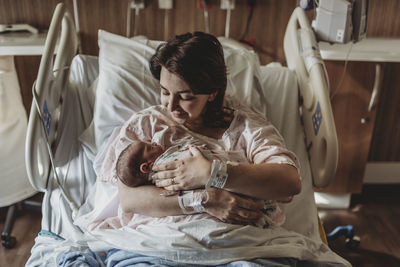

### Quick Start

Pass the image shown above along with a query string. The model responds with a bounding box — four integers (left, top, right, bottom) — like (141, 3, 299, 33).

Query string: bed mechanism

(25, 4, 337, 199)
(284, 7, 338, 188)
(25, 4, 79, 210)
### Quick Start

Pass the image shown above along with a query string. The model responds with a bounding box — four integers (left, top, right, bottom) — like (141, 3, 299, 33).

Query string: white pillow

(89, 30, 265, 154)
(92, 31, 161, 152)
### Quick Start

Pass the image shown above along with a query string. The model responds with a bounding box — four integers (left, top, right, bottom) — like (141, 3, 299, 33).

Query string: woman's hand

(152, 146, 211, 191)
(204, 188, 265, 226)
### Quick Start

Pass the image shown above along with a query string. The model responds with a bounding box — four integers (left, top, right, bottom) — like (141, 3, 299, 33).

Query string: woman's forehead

(160, 67, 191, 93)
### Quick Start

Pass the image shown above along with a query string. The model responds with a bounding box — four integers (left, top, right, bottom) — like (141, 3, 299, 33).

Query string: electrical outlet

(130, 0, 145, 9)
(158, 0, 173, 9)
(221, 0, 235, 10)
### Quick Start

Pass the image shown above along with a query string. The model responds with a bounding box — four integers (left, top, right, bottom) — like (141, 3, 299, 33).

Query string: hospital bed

(24, 3, 348, 266)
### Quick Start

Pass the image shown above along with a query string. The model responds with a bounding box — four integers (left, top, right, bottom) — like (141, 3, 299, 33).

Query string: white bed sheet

(27, 42, 348, 266)
(260, 63, 319, 241)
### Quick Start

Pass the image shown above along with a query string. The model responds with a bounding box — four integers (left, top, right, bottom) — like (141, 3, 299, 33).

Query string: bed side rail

(25, 3, 78, 192)
(283, 7, 338, 188)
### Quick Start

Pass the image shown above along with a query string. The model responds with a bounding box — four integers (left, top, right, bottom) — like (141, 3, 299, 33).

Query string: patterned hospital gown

(90, 102, 300, 231)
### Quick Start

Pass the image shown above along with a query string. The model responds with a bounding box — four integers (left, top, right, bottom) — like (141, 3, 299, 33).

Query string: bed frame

(25, 4, 338, 199)
(25, 4, 79, 213)
(284, 7, 338, 188)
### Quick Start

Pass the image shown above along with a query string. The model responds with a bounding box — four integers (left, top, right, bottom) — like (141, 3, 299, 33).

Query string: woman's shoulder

(123, 105, 178, 134)
(127, 105, 171, 122)
(225, 97, 269, 126)
(133, 105, 166, 116)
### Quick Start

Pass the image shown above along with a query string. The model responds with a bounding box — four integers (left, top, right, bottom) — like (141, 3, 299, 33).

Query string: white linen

(260, 63, 321, 241)
(88, 220, 350, 266)
(90, 31, 161, 154)
(27, 234, 89, 267)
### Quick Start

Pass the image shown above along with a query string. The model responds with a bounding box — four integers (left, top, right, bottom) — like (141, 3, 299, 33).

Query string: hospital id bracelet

(205, 159, 228, 189)
(178, 190, 209, 214)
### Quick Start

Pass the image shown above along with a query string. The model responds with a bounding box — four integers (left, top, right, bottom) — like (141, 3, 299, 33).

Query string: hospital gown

(90, 143, 286, 230)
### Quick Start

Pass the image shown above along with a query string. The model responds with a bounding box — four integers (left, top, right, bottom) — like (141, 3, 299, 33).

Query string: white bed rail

(284, 7, 338, 188)
(25, 3, 78, 194)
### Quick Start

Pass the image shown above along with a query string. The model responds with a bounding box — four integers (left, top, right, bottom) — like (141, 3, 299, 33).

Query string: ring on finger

(171, 178, 175, 185)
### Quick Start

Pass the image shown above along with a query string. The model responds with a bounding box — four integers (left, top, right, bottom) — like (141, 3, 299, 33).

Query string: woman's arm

(117, 181, 182, 217)
(117, 179, 265, 224)
(152, 146, 301, 201)
(223, 162, 301, 200)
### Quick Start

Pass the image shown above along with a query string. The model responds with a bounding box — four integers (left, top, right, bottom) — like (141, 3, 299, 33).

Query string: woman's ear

(208, 91, 218, 102)
(140, 162, 151, 173)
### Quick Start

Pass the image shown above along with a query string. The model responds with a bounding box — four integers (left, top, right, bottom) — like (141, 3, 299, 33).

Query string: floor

(319, 185, 400, 267)
(0, 196, 42, 267)
(1, 185, 399, 267)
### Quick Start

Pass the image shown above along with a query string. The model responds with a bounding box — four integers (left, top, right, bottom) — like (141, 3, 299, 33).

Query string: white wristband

(178, 190, 209, 214)
(205, 159, 228, 189)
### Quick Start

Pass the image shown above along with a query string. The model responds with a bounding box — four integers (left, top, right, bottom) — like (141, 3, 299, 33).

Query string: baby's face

(141, 142, 164, 166)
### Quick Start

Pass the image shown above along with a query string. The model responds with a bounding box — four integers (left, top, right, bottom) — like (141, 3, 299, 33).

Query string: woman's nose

(168, 95, 179, 111)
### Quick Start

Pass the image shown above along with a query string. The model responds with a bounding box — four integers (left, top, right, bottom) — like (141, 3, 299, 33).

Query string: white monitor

(311, 0, 368, 44)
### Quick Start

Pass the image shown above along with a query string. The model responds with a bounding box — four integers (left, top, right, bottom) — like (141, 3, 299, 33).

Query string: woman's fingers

(236, 196, 265, 211)
(152, 147, 211, 190)
(229, 211, 263, 225)
(220, 208, 263, 225)
(154, 177, 175, 187)
(188, 145, 202, 156)
(152, 159, 182, 172)
(162, 184, 181, 192)
(205, 188, 265, 226)
(152, 169, 177, 180)
(236, 208, 263, 221)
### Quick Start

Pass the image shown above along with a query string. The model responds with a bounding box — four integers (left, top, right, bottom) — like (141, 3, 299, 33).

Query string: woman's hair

(149, 32, 229, 127)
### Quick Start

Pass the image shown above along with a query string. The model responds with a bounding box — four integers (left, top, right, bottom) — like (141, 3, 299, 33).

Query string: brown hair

(116, 142, 148, 187)
(149, 32, 230, 128)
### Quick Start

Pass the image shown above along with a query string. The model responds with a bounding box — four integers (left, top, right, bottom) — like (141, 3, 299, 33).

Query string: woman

(91, 32, 350, 267)
(111, 32, 301, 225)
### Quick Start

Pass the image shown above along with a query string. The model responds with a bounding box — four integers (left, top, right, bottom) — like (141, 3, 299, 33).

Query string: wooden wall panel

(77, 0, 127, 54)
(323, 61, 378, 193)
(14, 56, 41, 115)
(365, 0, 400, 162)
(73, 0, 297, 64)
(366, 0, 400, 37)
(369, 63, 400, 161)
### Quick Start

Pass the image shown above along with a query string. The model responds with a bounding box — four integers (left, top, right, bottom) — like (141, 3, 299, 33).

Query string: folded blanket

(86, 219, 351, 266)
